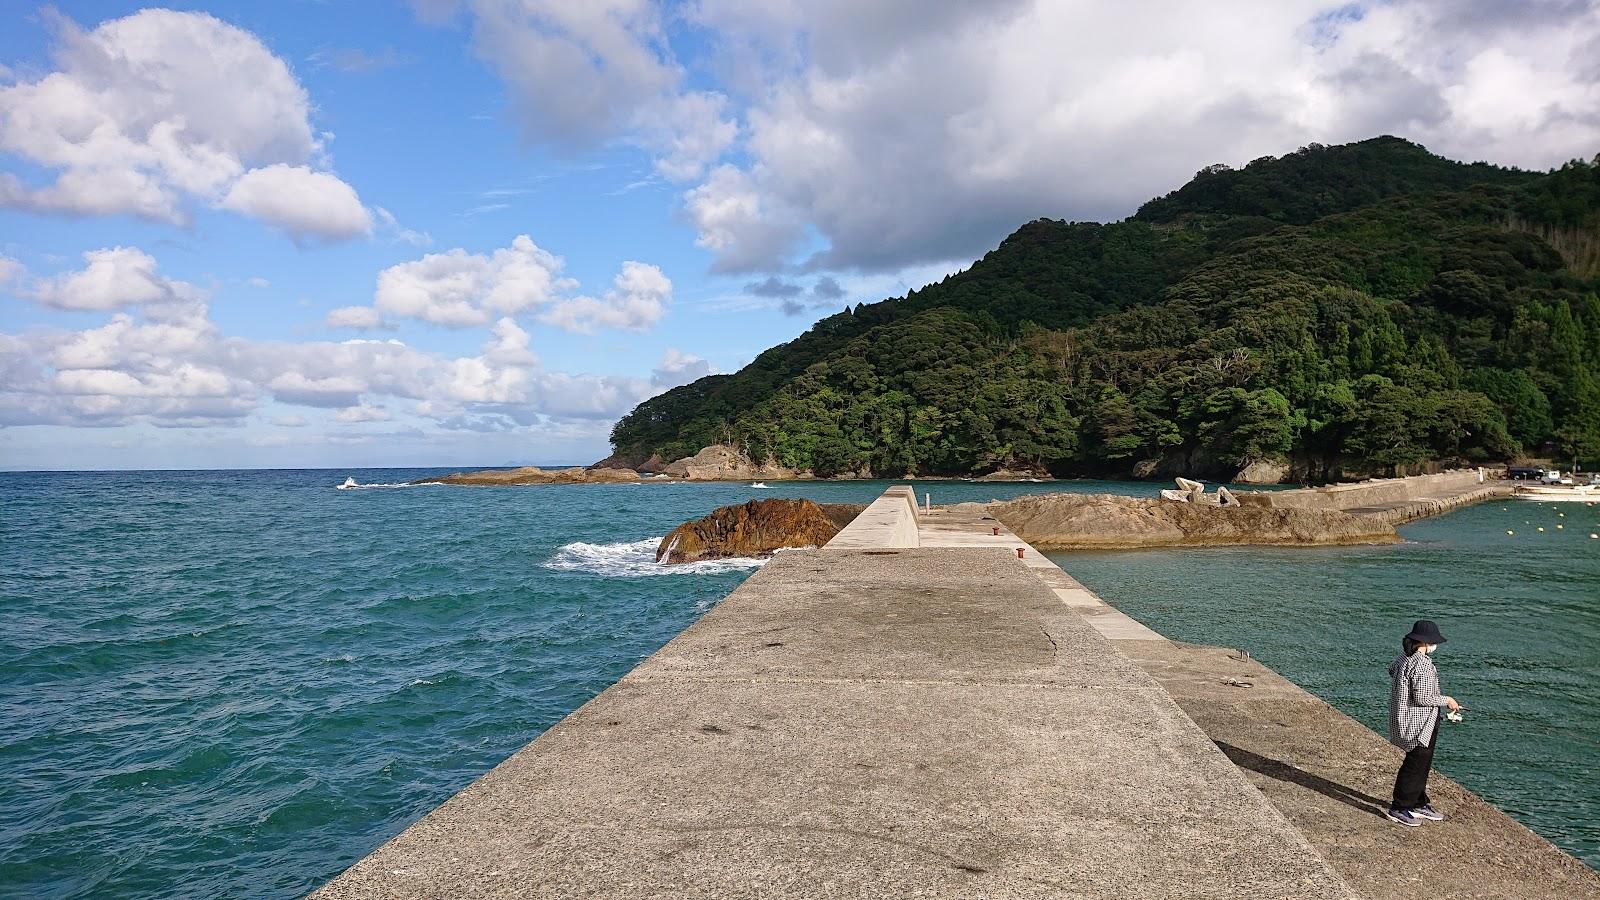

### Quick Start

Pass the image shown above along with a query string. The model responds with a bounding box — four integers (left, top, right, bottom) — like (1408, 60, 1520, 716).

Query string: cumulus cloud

(220, 165, 372, 242)
(0, 9, 372, 240)
(325, 305, 387, 330)
(26, 247, 204, 320)
(0, 248, 662, 431)
(468, 0, 677, 146)
(651, 348, 713, 388)
(441, 0, 736, 179)
(372, 235, 574, 327)
(684, 165, 805, 272)
(451, 0, 1600, 275)
(343, 236, 670, 333)
(334, 402, 392, 423)
(538, 260, 671, 333)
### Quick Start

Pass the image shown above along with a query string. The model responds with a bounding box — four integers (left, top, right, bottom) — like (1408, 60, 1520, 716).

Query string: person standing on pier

(1385, 619, 1460, 827)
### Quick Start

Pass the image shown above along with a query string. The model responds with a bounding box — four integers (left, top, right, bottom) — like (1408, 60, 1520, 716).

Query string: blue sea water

(1058, 500, 1600, 868)
(0, 470, 1120, 899)
(1, 470, 1594, 897)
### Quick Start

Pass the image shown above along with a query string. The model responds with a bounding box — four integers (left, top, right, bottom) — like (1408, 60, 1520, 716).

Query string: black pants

(1392, 720, 1438, 810)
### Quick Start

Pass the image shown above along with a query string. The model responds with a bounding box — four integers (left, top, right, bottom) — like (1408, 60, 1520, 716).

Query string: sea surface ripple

(0, 469, 1103, 898)
(1059, 499, 1600, 869)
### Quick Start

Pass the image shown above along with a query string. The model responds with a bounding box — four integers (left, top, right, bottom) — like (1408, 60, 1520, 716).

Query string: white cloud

(334, 402, 391, 423)
(273, 414, 308, 427)
(372, 234, 574, 327)
(248, 277, 271, 288)
(0, 9, 372, 240)
(28, 247, 204, 319)
(221, 165, 372, 242)
(453, 0, 1600, 275)
(466, 0, 677, 147)
(326, 305, 387, 330)
(539, 260, 671, 333)
(651, 348, 713, 388)
(0, 244, 662, 431)
(353, 235, 671, 333)
(636, 91, 740, 181)
(0, 256, 22, 285)
(683, 165, 804, 273)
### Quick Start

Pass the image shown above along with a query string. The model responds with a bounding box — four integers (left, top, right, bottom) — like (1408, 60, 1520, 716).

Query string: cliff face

(990, 493, 1398, 550)
(656, 498, 863, 563)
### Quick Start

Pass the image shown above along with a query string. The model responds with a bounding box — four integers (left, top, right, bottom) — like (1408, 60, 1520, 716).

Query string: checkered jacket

(1388, 650, 1449, 750)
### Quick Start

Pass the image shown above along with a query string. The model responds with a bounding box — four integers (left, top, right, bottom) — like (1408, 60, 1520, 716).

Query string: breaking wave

(543, 538, 769, 577)
(335, 476, 441, 490)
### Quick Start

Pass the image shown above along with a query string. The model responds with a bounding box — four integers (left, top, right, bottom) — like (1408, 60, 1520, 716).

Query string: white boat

(337, 476, 358, 490)
(750, 482, 769, 488)
(1513, 484, 1600, 502)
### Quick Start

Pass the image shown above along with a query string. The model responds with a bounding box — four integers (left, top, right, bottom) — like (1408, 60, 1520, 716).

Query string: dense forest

(610, 137, 1600, 481)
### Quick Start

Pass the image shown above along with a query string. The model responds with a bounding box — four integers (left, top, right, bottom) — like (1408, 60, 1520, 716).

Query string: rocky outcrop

(592, 452, 670, 474)
(662, 445, 812, 481)
(1233, 458, 1290, 484)
(989, 492, 1398, 550)
(656, 499, 864, 564)
(977, 468, 1053, 481)
(415, 466, 641, 486)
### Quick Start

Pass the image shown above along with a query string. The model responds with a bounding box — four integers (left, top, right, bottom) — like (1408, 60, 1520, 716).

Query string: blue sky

(2, 1, 1596, 470)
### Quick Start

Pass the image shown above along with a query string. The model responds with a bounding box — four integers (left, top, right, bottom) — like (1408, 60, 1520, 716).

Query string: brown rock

(656, 498, 862, 564)
(1234, 458, 1291, 484)
(989, 492, 1398, 549)
(661, 444, 812, 480)
(976, 467, 1052, 481)
(415, 466, 640, 486)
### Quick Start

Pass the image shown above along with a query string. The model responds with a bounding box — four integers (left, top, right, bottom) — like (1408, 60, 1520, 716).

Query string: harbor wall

(824, 484, 920, 547)
(1238, 468, 1487, 512)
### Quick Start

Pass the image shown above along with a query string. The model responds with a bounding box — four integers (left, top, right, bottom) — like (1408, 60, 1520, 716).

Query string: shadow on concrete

(1215, 740, 1387, 817)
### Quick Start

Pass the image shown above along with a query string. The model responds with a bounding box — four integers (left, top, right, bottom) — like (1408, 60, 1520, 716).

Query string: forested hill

(609, 137, 1600, 481)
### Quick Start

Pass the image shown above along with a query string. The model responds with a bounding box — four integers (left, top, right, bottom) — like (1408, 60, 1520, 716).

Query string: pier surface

(317, 485, 1598, 899)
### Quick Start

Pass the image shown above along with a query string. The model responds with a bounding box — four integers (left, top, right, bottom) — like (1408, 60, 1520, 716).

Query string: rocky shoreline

(413, 466, 642, 486)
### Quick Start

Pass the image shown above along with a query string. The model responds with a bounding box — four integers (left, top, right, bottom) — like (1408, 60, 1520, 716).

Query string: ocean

(0, 469, 1594, 897)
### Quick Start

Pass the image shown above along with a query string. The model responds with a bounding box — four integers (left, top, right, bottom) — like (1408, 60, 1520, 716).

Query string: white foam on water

(336, 476, 444, 490)
(543, 538, 768, 577)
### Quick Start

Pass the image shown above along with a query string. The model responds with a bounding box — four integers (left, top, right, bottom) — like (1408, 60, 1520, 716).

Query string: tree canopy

(611, 137, 1600, 480)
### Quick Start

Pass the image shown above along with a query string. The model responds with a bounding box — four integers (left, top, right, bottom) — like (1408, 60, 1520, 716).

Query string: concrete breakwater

(1238, 468, 1493, 513)
(316, 486, 1597, 899)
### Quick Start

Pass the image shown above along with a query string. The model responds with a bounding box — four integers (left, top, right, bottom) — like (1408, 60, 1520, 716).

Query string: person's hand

(1445, 696, 1461, 712)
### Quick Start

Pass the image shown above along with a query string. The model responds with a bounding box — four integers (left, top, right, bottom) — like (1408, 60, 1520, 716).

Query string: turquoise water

(3, 473, 1594, 897)
(0, 470, 1143, 899)
(1056, 500, 1600, 867)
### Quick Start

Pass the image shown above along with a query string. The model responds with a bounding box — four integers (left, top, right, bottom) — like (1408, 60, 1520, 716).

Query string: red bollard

(992, 526, 1000, 536)
(1016, 547, 1025, 559)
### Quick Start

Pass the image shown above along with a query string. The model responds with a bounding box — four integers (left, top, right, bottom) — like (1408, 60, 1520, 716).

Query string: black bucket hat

(1405, 619, 1447, 645)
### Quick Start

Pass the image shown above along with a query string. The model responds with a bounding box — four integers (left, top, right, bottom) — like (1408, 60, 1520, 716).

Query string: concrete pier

(316, 487, 1597, 899)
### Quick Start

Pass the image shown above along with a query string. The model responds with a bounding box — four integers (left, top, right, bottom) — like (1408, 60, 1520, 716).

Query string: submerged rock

(989, 492, 1397, 549)
(657, 498, 864, 564)
(415, 466, 640, 486)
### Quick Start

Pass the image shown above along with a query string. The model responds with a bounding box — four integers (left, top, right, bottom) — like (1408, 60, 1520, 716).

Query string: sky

(1, 1, 1597, 471)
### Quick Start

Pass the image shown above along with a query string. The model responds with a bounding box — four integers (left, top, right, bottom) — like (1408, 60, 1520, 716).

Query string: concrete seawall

(1238, 468, 1490, 513)
(316, 487, 1598, 899)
